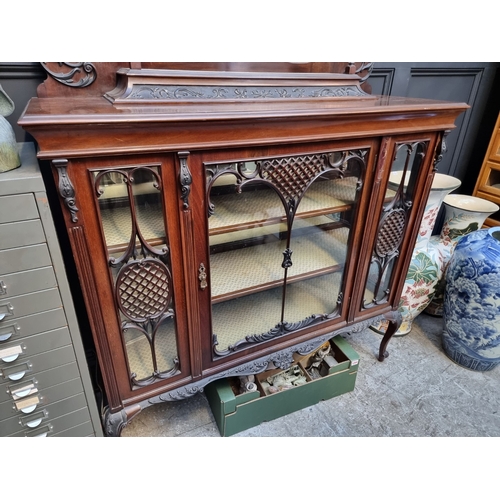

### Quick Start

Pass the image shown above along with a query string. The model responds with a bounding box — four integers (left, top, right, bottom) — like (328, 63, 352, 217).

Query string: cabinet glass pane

(210, 178, 285, 348)
(364, 141, 428, 307)
(93, 166, 179, 387)
(206, 150, 366, 355)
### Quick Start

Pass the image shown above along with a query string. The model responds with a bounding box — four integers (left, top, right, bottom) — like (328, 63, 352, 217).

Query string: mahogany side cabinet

(19, 65, 468, 435)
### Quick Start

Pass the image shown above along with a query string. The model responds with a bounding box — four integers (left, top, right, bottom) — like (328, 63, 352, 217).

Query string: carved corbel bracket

(433, 130, 450, 172)
(346, 62, 374, 85)
(52, 159, 79, 223)
(178, 151, 192, 209)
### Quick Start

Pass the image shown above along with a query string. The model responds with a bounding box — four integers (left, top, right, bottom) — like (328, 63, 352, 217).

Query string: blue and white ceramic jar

(425, 194, 499, 316)
(443, 227, 500, 371)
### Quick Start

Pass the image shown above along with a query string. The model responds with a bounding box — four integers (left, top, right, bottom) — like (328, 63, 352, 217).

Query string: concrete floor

(121, 313, 500, 437)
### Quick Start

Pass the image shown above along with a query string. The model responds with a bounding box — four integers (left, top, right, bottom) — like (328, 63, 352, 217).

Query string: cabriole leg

(103, 404, 142, 437)
(378, 310, 402, 361)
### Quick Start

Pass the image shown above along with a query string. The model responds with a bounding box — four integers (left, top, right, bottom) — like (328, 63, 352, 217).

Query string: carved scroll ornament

(127, 84, 369, 101)
(41, 62, 97, 88)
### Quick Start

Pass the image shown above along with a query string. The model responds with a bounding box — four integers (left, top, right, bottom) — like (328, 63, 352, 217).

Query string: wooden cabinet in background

(473, 112, 500, 227)
(18, 66, 468, 436)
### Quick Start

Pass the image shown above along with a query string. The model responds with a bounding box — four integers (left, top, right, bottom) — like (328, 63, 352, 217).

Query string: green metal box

(205, 335, 359, 436)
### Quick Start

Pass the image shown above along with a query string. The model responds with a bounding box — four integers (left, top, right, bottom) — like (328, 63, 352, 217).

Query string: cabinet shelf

(212, 272, 343, 352)
(99, 176, 356, 256)
(210, 226, 349, 303)
(209, 176, 357, 236)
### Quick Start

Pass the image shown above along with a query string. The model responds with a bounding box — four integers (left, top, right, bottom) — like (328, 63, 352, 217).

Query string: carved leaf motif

(53, 160, 79, 223)
(124, 84, 369, 101)
(41, 62, 97, 88)
(178, 152, 192, 209)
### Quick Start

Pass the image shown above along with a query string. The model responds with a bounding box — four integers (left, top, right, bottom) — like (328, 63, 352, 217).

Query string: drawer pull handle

(21, 404, 37, 413)
(0, 303, 14, 321)
(0, 281, 6, 295)
(1, 353, 19, 363)
(25, 424, 52, 437)
(0, 323, 20, 342)
(1, 361, 31, 381)
(8, 370, 26, 381)
(15, 394, 40, 413)
(20, 409, 47, 428)
(0, 344, 23, 363)
(10, 380, 37, 399)
(13, 387, 32, 398)
(26, 417, 43, 428)
(0, 331, 12, 341)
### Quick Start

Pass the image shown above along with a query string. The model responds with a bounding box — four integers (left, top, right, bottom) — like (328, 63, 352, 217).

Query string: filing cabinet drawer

(0, 308, 67, 343)
(0, 219, 46, 251)
(0, 288, 62, 323)
(0, 267, 57, 301)
(0, 327, 72, 366)
(0, 361, 81, 404)
(1, 404, 49, 435)
(11, 409, 94, 437)
(54, 420, 97, 437)
(0, 244, 52, 275)
(0, 344, 76, 383)
(0, 376, 84, 420)
(2, 392, 89, 436)
(0, 193, 38, 223)
(47, 407, 93, 437)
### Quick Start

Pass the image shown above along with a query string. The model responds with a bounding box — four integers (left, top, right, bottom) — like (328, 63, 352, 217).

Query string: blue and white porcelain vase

(443, 227, 500, 371)
(425, 194, 499, 317)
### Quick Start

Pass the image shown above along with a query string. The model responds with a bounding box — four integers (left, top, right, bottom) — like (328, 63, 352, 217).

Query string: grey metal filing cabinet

(0, 143, 103, 437)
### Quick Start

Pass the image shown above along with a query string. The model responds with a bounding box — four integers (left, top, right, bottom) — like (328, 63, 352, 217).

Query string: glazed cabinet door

(58, 155, 191, 408)
(352, 133, 440, 319)
(191, 140, 378, 367)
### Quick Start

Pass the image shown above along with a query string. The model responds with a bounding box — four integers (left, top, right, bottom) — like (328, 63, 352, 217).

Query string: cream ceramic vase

(425, 194, 500, 317)
(0, 84, 21, 173)
(371, 172, 461, 336)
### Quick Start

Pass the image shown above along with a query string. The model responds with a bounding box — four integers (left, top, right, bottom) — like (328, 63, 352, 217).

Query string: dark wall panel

(0, 62, 44, 142)
(369, 62, 500, 195)
(368, 68, 394, 96)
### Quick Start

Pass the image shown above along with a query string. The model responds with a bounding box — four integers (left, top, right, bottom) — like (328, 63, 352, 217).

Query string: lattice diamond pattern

(259, 154, 328, 203)
(376, 209, 406, 257)
(117, 259, 171, 320)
